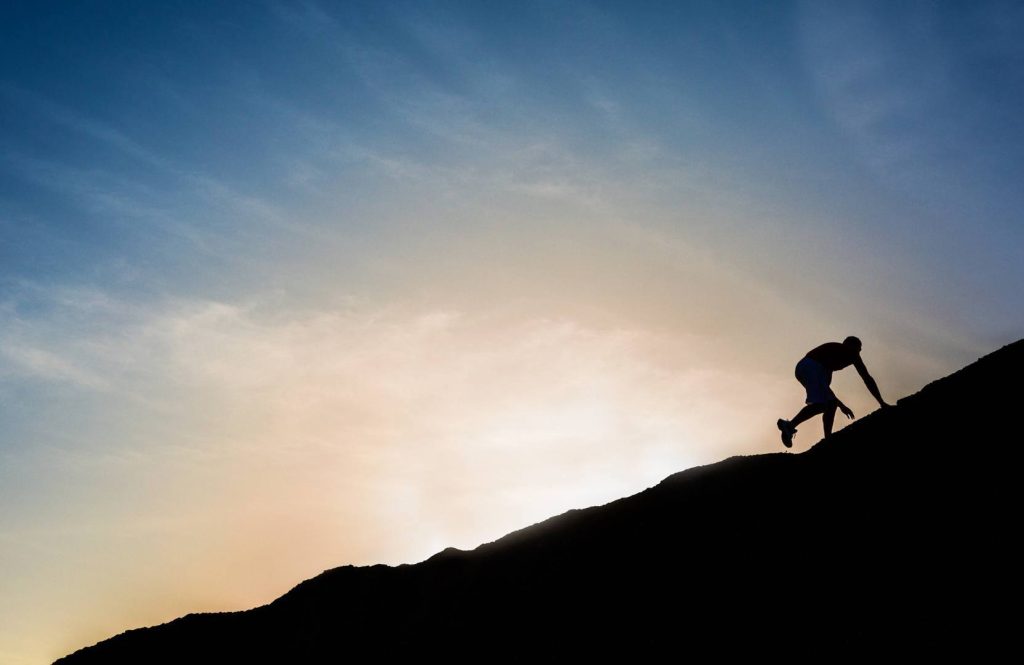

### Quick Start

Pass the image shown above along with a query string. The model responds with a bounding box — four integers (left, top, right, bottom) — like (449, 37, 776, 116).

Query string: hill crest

(56, 339, 1023, 662)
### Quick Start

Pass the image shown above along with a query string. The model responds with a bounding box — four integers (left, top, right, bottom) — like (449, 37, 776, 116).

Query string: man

(777, 336, 890, 448)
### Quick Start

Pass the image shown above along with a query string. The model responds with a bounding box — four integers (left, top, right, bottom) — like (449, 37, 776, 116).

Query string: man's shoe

(777, 419, 796, 448)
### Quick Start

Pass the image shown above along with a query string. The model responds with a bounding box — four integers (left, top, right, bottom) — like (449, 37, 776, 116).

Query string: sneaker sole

(777, 419, 794, 448)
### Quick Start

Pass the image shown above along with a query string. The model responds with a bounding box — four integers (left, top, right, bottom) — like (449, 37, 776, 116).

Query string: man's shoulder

(806, 342, 860, 370)
(807, 341, 844, 356)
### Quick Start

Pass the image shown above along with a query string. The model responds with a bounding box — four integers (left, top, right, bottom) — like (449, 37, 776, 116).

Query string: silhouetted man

(777, 336, 890, 448)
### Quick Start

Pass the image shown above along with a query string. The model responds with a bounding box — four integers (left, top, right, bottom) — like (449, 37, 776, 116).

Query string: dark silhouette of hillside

(55, 339, 1021, 662)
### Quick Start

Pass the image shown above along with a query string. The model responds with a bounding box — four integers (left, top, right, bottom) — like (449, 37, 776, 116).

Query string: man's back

(806, 342, 859, 372)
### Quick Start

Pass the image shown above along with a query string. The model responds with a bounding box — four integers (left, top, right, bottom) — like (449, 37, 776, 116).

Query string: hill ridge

(56, 338, 1023, 662)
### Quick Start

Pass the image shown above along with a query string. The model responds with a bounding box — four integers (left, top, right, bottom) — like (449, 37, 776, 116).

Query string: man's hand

(839, 403, 855, 419)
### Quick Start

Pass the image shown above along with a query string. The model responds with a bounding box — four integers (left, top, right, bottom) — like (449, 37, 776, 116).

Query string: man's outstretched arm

(854, 358, 890, 407)
(835, 396, 855, 419)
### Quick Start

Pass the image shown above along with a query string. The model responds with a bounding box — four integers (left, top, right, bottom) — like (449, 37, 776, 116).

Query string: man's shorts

(795, 356, 833, 405)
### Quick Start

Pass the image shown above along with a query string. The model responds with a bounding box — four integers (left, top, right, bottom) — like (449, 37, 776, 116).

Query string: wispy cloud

(0, 344, 108, 389)
(798, 3, 954, 186)
(0, 86, 307, 258)
(0, 84, 177, 172)
(0, 281, 797, 516)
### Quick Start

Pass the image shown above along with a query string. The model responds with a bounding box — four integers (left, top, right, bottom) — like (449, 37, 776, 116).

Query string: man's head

(843, 336, 863, 353)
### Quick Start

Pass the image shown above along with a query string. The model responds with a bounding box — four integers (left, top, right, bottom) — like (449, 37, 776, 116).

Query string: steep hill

(56, 339, 1021, 661)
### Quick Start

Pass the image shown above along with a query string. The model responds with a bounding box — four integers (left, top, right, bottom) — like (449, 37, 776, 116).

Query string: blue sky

(2, 2, 1023, 663)
(2, 1, 1021, 331)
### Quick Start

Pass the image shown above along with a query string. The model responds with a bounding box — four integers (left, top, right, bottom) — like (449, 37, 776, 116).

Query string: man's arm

(854, 357, 890, 407)
(834, 395, 855, 419)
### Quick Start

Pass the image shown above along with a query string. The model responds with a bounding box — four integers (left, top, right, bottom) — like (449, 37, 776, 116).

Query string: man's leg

(779, 402, 826, 448)
(822, 401, 838, 437)
(790, 403, 827, 428)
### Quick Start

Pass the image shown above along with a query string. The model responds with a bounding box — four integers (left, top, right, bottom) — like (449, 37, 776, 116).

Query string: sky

(1, 1, 1022, 662)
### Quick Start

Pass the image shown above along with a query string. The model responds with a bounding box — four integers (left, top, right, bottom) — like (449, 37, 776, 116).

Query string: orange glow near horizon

(8, 293, 829, 663)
